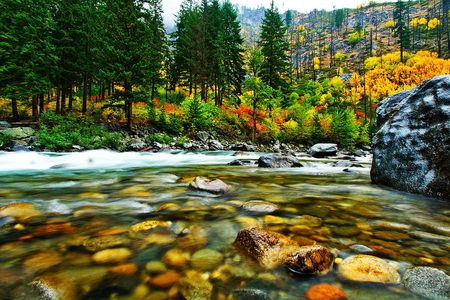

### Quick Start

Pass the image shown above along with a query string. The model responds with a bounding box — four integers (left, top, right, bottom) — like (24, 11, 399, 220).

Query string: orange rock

(306, 284, 347, 300)
(92, 228, 127, 237)
(150, 270, 181, 289)
(31, 223, 76, 237)
(162, 248, 190, 267)
(108, 263, 138, 275)
(23, 250, 62, 274)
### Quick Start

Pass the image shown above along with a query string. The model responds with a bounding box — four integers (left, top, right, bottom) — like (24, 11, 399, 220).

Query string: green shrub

(0, 132, 12, 147)
(36, 112, 124, 150)
(146, 133, 173, 144)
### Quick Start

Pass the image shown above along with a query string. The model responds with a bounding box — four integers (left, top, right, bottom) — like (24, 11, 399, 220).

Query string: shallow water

(0, 150, 448, 300)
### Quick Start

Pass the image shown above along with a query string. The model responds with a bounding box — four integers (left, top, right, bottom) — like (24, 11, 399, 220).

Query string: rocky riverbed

(0, 150, 449, 300)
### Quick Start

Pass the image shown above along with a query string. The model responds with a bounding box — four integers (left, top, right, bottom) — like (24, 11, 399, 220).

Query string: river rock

(403, 267, 450, 300)
(82, 235, 130, 252)
(258, 155, 303, 168)
(31, 273, 81, 300)
(150, 270, 181, 289)
(231, 142, 256, 152)
(234, 227, 298, 269)
(189, 177, 232, 194)
(338, 254, 401, 284)
(162, 247, 190, 267)
(92, 248, 132, 264)
(233, 289, 271, 300)
(23, 250, 62, 275)
(0, 202, 39, 221)
(308, 143, 338, 158)
(283, 245, 334, 275)
(233, 227, 333, 274)
(178, 277, 213, 300)
(190, 248, 223, 270)
(371, 75, 450, 199)
(241, 200, 279, 215)
(5, 127, 35, 139)
(209, 140, 224, 150)
(306, 283, 348, 300)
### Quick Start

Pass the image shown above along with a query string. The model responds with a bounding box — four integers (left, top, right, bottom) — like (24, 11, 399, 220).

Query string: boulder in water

(371, 75, 450, 199)
(258, 154, 303, 168)
(189, 177, 232, 194)
(308, 144, 338, 158)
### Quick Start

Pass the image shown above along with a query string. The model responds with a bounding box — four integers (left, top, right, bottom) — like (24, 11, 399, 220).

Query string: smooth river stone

(162, 247, 190, 267)
(241, 200, 279, 215)
(306, 283, 348, 300)
(92, 248, 132, 264)
(0, 202, 39, 220)
(189, 176, 232, 194)
(190, 248, 223, 270)
(178, 277, 213, 300)
(23, 250, 62, 275)
(373, 230, 411, 241)
(338, 254, 401, 284)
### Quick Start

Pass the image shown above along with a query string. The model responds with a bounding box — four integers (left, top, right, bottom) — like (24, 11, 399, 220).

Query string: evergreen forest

(1, 0, 450, 150)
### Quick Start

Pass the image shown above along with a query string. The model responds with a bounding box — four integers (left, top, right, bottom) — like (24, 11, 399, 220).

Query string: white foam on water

(0, 150, 260, 172)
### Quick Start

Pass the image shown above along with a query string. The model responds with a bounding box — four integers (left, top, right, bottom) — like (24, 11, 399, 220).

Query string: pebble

(146, 261, 168, 274)
(82, 235, 130, 252)
(190, 248, 223, 270)
(92, 248, 132, 264)
(108, 263, 138, 275)
(31, 274, 80, 300)
(23, 250, 62, 275)
(150, 270, 181, 288)
(178, 277, 213, 300)
(163, 248, 190, 267)
(287, 215, 322, 227)
(241, 200, 279, 215)
(306, 284, 348, 300)
(289, 225, 315, 235)
(131, 220, 172, 233)
(373, 231, 411, 241)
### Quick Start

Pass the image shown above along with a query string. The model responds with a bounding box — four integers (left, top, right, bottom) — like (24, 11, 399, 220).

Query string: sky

(162, 0, 390, 28)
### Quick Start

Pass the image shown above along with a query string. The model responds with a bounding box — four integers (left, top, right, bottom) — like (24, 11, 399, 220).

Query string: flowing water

(0, 150, 449, 300)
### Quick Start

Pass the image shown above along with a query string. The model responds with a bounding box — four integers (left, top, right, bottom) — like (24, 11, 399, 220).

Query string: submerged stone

(403, 267, 450, 300)
(283, 245, 334, 275)
(189, 177, 232, 194)
(190, 248, 223, 270)
(31, 274, 80, 300)
(178, 277, 213, 300)
(241, 200, 279, 215)
(338, 254, 401, 284)
(306, 284, 348, 300)
(0, 202, 39, 221)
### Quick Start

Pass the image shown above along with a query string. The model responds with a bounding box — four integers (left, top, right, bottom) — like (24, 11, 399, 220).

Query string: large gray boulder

(258, 155, 303, 168)
(371, 75, 450, 199)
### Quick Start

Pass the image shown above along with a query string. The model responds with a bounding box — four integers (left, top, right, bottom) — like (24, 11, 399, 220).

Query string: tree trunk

(32, 95, 38, 118)
(11, 98, 19, 121)
(82, 72, 88, 114)
(39, 93, 45, 114)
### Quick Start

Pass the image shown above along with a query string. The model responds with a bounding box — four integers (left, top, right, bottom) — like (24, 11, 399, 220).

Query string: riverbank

(0, 121, 371, 158)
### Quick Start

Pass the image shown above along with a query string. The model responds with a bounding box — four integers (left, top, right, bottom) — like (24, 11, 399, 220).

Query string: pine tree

(393, 0, 411, 62)
(100, 0, 166, 130)
(258, 1, 291, 91)
(0, 0, 56, 120)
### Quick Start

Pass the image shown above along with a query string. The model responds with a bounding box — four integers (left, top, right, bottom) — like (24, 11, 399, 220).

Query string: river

(0, 150, 448, 299)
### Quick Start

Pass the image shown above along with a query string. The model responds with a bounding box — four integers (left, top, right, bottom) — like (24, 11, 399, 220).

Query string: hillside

(236, 1, 448, 76)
